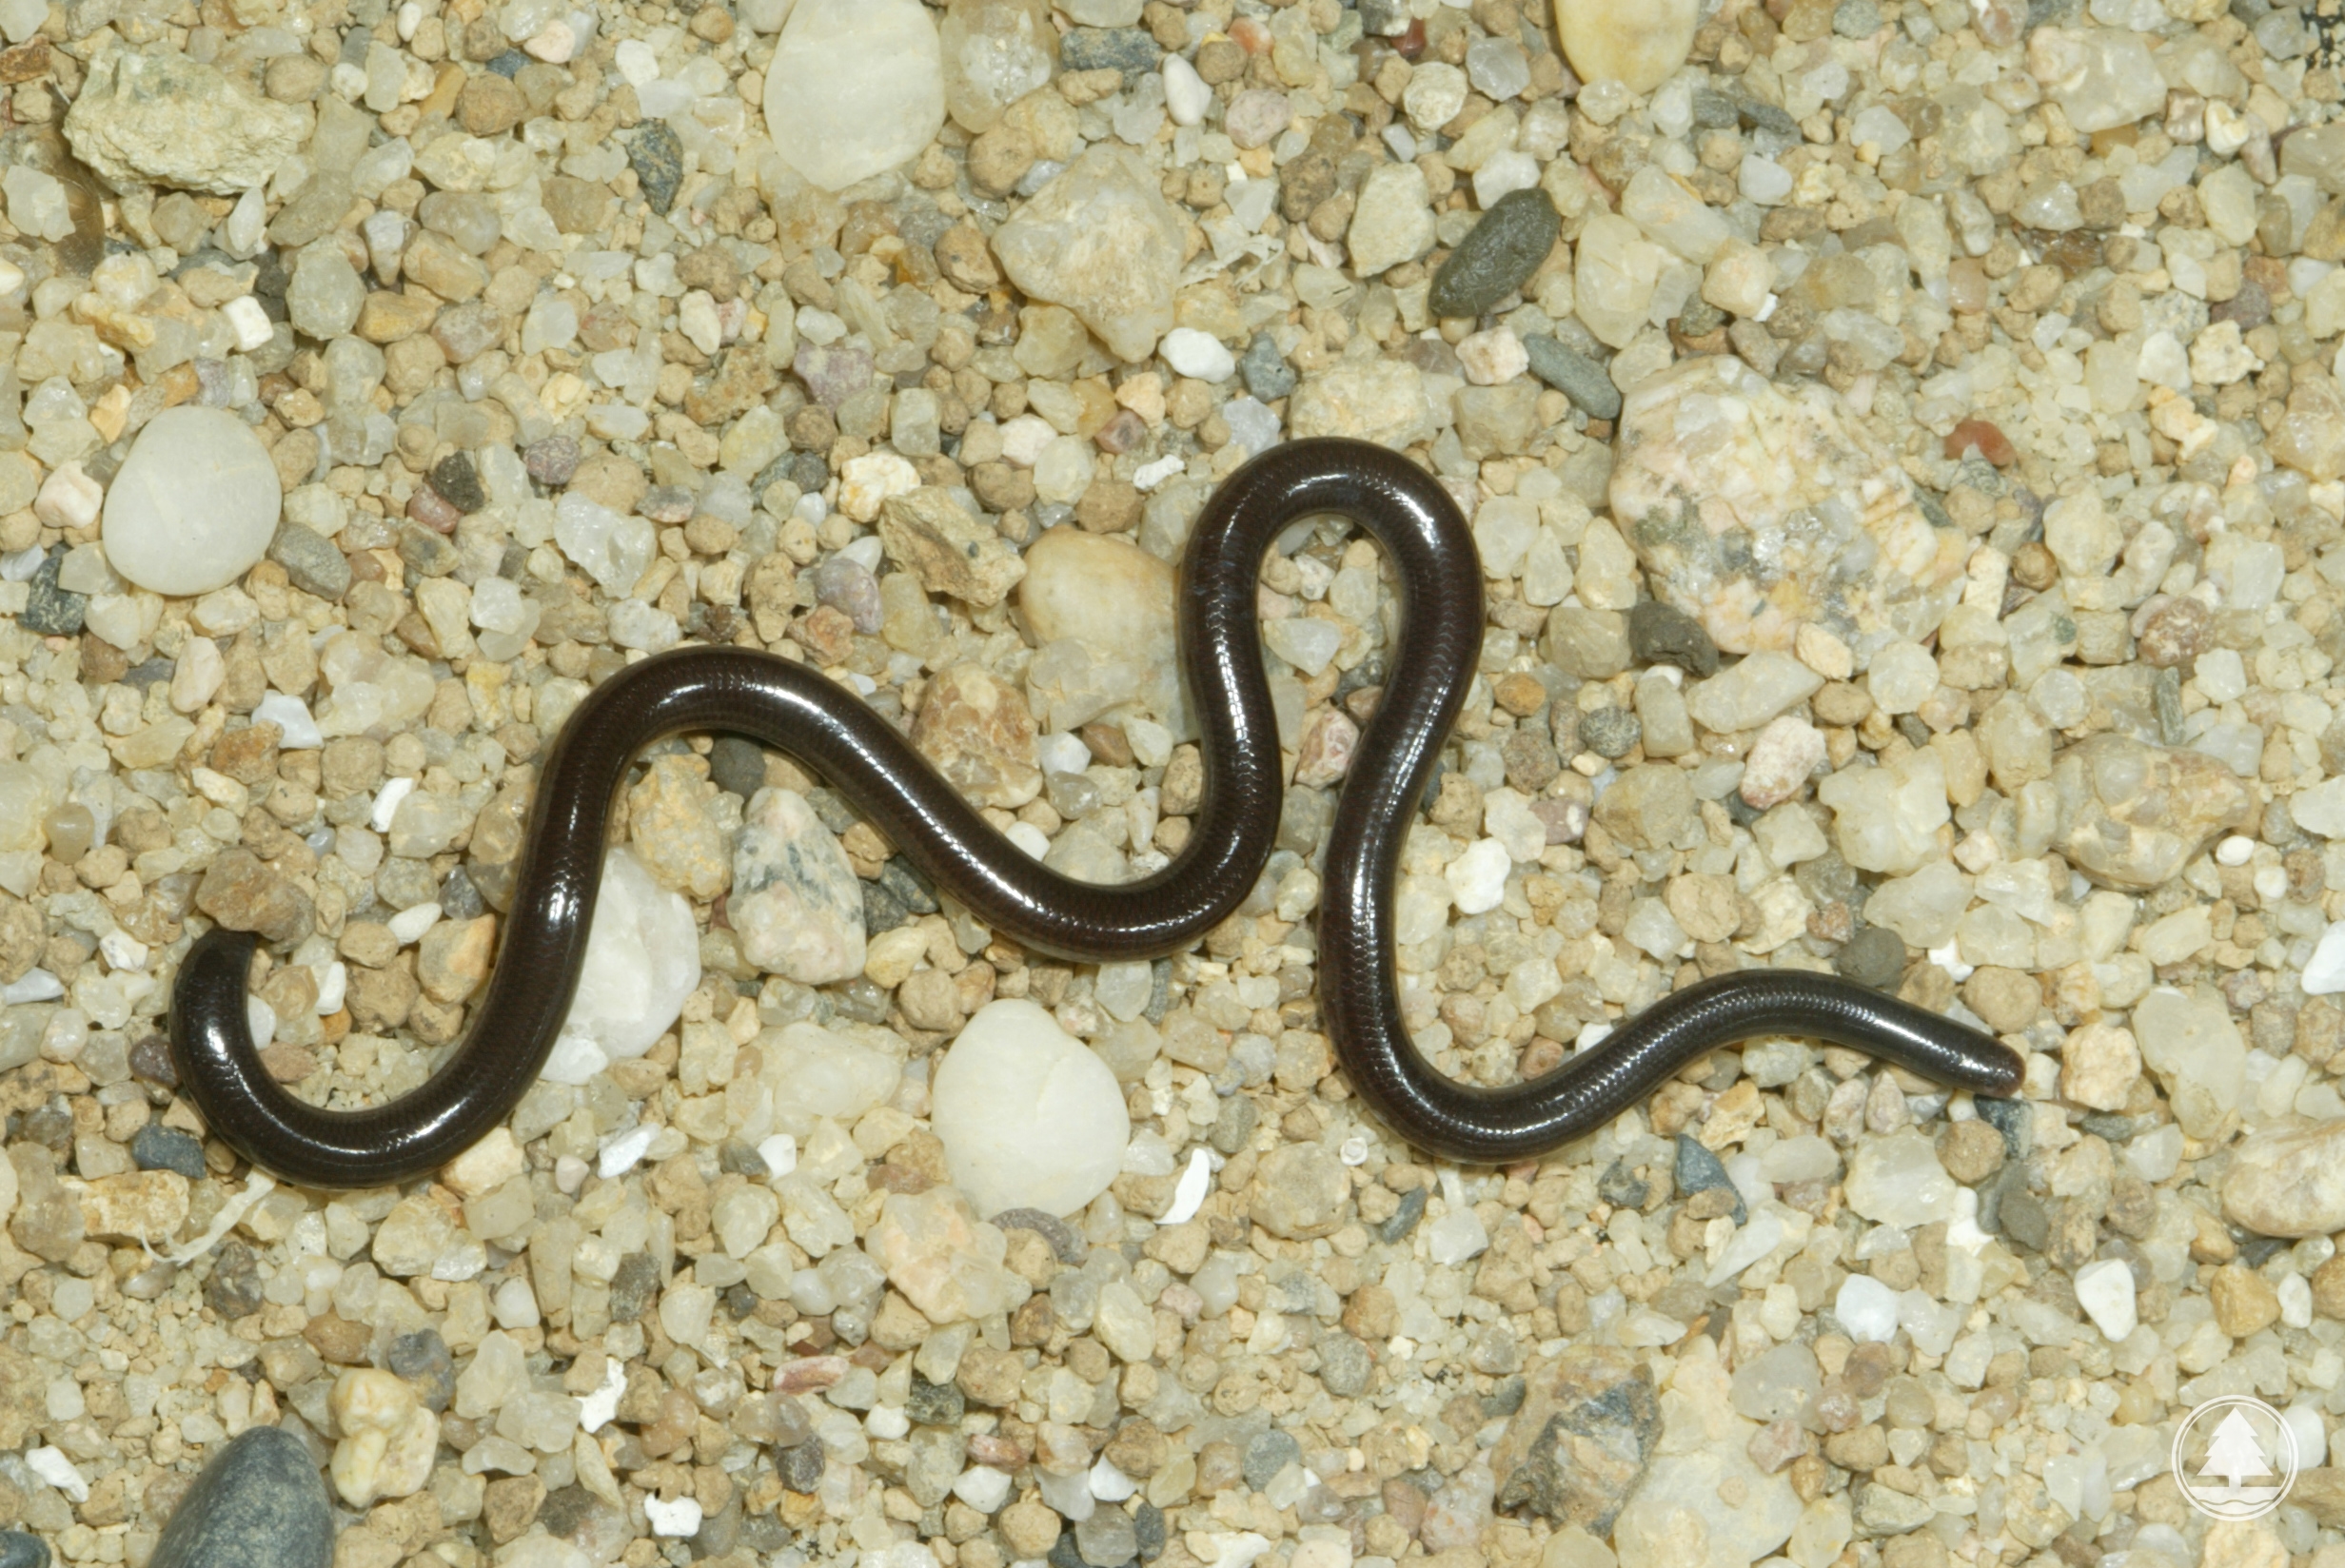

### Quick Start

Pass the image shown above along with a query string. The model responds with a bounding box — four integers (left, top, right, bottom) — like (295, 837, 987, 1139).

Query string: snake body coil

(171, 438, 2022, 1187)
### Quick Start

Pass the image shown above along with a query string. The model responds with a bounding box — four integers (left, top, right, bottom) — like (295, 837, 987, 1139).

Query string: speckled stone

(1493, 1346, 1661, 1531)
(1377, 1184, 1428, 1243)
(1578, 706, 1641, 758)
(1974, 1095, 2033, 1161)
(1522, 334, 1621, 419)
(148, 1427, 332, 1568)
(1429, 188, 1561, 319)
(628, 123, 685, 215)
(1058, 26, 1160, 81)
(22, 554, 87, 636)
(778, 1438, 826, 1492)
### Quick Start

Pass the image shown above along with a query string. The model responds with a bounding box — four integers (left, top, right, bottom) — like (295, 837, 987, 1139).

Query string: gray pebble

(609, 1252, 660, 1322)
(1598, 1158, 1649, 1209)
(709, 735, 769, 799)
(1319, 1333, 1372, 1397)
(0, 1531, 49, 1568)
(1059, 27, 1161, 82)
(132, 1125, 207, 1180)
(22, 554, 86, 637)
(1521, 334, 1622, 420)
(1578, 706, 1640, 759)
(1674, 1134, 1746, 1225)
(1240, 333, 1296, 402)
(908, 1375, 965, 1426)
(1626, 599, 1720, 676)
(629, 122, 685, 215)
(778, 1438, 826, 1492)
(1242, 1429, 1302, 1491)
(266, 523, 351, 601)
(1210, 1093, 1257, 1156)
(148, 1427, 331, 1568)
(1134, 1501, 1166, 1561)
(1974, 1093, 2033, 1160)
(1076, 1507, 1138, 1568)
(1833, 926, 1906, 990)
(1429, 188, 1561, 319)
(428, 451, 485, 513)
(387, 1327, 455, 1411)
(1377, 1184, 1427, 1244)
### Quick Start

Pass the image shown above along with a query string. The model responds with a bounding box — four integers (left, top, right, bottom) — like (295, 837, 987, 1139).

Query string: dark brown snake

(171, 437, 2022, 1187)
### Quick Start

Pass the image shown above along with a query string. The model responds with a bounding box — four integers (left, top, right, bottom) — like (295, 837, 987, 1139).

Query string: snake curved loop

(170, 437, 2023, 1187)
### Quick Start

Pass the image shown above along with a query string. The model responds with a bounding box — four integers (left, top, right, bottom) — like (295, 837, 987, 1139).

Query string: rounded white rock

(101, 406, 282, 597)
(762, 0, 945, 192)
(931, 998, 1130, 1217)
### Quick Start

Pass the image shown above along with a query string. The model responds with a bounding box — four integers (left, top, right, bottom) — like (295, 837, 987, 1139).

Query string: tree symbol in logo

(2198, 1409, 2276, 1501)
(2175, 1397, 2299, 1519)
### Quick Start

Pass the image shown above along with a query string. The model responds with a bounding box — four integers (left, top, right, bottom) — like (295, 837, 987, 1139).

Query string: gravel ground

(2, 0, 2344, 1567)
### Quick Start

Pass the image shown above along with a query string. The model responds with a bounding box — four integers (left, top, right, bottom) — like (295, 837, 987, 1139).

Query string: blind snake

(170, 437, 2023, 1188)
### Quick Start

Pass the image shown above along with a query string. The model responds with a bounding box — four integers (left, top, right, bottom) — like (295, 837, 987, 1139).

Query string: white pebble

(254, 692, 324, 749)
(223, 295, 275, 353)
(26, 1447, 88, 1502)
(645, 1497, 703, 1538)
(598, 1124, 659, 1179)
(1160, 327, 1236, 382)
(953, 1466, 1013, 1512)
(386, 902, 442, 945)
(1444, 837, 1511, 915)
(369, 775, 416, 833)
(100, 406, 283, 598)
(2074, 1258, 2138, 1341)
(2306, 924, 2345, 995)
(758, 1133, 799, 1178)
(1163, 54, 1211, 126)
(2215, 835, 2255, 866)
(1159, 1147, 1213, 1225)
(36, 464, 102, 531)
(314, 961, 347, 1015)
(932, 998, 1131, 1216)
(1090, 1459, 1137, 1501)
(1835, 1275, 1901, 1343)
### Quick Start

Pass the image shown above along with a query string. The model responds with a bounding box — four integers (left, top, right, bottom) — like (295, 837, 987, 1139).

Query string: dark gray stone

(1377, 1184, 1428, 1244)
(877, 857, 937, 916)
(709, 735, 768, 799)
(387, 1328, 455, 1411)
(778, 1437, 825, 1492)
(1689, 88, 1744, 128)
(629, 123, 685, 215)
(609, 1252, 660, 1322)
(148, 1427, 331, 1568)
(1239, 333, 1296, 401)
(1597, 1158, 1648, 1209)
(1242, 1429, 1302, 1491)
(1626, 599, 1719, 676)
(487, 49, 527, 76)
(1494, 1346, 1660, 1532)
(1578, 706, 1640, 759)
(908, 1375, 965, 1427)
(132, 1126, 207, 1180)
(862, 877, 911, 935)
(0, 1531, 49, 1568)
(1974, 1095, 2033, 1160)
(1318, 1333, 1372, 1398)
(1209, 1093, 1257, 1156)
(429, 452, 485, 513)
(1834, 926, 1906, 990)
(1059, 27, 1161, 81)
(21, 555, 86, 637)
(1429, 188, 1560, 319)
(1995, 1186, 2049, 1254)
(718, 1140, 769, 1178)
(1133, 1501, 1166, 1561)
(268, 523, 350, 600)
(204, 1240, 264, 1320)
(1483, 1373, 1528, 1418)
(1522, 335, 1622, 419)
(1674, 1134, 1746, 1225)
(2079, 1112, 2135, 1143)
(1738, 97, 1801, 138)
